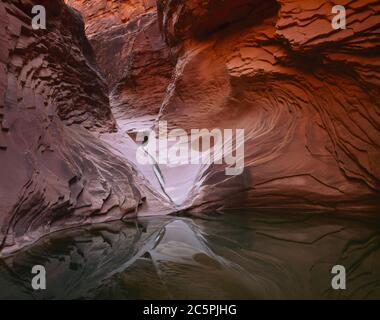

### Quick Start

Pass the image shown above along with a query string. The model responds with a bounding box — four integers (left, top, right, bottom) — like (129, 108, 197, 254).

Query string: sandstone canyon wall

(1, 0, 379, 254)
(66, 0, 175, 121)
(154, 0, 380, 212)
(68, 0, 380, 212)
(0, 0, 151, 255)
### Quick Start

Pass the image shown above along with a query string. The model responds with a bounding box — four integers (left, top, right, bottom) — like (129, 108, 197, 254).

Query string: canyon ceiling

(0, 0, 379, 254)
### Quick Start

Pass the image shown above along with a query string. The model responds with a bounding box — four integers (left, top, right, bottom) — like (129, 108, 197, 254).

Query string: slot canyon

(0, 0, 379, 299)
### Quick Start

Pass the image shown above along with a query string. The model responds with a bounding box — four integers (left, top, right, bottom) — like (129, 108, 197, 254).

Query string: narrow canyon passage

(67, 0, 380, 214)
(65, 0, 214, 212)
(0, 0, 380, 300)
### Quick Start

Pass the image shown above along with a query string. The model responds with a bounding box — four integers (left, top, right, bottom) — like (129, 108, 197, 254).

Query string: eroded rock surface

(155, 0, 380, 212)
(66, 0, 380, 212)
(0, 0, 146, 255)
(67, 0, 175, 121)
(1, 0, 379, 256)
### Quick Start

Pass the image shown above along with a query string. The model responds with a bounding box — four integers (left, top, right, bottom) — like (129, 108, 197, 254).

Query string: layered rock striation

(0, 0, 147, 255)
(66, 0, 380, 212)
(155, 0, 380, 211)
(1, 0, 379, 255)
(67, 0, 175, 121)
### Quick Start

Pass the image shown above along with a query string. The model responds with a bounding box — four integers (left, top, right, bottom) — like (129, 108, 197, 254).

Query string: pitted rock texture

(67, 0, 175, 120)
(0, 0, 144, 255)
(155, 0, 380, 211)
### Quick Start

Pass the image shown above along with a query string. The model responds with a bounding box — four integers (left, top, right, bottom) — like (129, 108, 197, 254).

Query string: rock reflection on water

(0, 211, 379, 299)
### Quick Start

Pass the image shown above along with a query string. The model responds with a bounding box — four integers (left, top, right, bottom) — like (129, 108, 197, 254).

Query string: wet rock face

(0, 0, 142, 254)
(155, 0, 380, 211)
(67, 0, 175, 119)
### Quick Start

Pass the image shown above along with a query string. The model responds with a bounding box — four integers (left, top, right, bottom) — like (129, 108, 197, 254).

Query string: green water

(0, 211, 379, 299)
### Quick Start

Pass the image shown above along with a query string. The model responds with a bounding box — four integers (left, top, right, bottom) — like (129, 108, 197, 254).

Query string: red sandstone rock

(1, 0, 379, 255)
(66, 0, 156, 37)
(0, 0, 145, 254)
(68, 0, 380, 212)
(155, 0, 380, 211)
(67, 0, 175, 120)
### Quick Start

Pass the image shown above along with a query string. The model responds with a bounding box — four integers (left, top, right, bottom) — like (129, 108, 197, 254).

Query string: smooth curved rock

(68, 0, 380, 212)
(155, 0, 380, 212)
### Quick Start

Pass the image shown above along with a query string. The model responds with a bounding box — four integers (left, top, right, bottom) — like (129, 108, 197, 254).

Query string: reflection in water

(0, 211, 379, 299)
